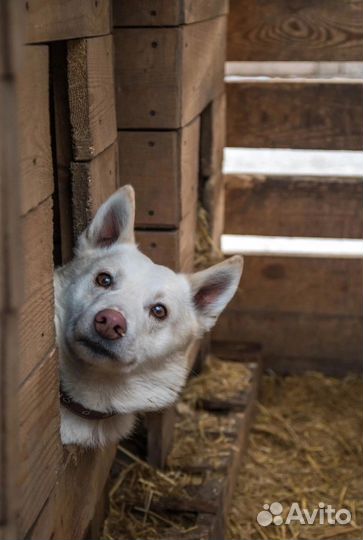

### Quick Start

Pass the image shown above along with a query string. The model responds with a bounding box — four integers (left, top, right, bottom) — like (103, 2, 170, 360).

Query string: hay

(102, 356, 253, 540)
(227, 372, 363, 540)
(194, 204, 223, 270)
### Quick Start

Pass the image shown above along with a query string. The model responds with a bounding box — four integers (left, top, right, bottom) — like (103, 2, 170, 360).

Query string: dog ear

(188, 256, 243, 332)
(78, 185, 135, 250)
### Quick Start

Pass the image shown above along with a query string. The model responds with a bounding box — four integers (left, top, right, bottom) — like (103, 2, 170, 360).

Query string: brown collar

(60, 387, 118, 420)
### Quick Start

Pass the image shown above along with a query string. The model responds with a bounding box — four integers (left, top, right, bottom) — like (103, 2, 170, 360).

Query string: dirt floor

(227, 372, 363, 540)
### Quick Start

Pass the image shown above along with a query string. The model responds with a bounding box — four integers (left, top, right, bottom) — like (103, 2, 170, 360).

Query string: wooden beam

(25, 0, 111, 43)
(227, 0, 363, 61)
(200, 92, 225, 178)
(114, 16, 225, 129)
(67, 35, 116, 160)
(113, 0, 228, 26)
(224, 174, 363, 239)
(17, 45, 53, 215)
(227, 79, 363, 150)
(118, 117, 199, 228)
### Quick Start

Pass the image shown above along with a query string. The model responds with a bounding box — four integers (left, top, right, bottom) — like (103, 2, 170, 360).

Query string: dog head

(55, 186, 243, 372)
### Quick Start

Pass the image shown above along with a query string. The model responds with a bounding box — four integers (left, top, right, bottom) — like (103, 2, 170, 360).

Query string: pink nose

(94, 309, 127, 340)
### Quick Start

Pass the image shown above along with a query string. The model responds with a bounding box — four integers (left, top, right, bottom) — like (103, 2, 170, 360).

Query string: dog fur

(55, 185, 243, 447)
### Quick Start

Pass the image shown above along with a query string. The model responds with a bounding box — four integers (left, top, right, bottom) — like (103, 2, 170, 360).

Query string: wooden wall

(213, 0, 363, 374)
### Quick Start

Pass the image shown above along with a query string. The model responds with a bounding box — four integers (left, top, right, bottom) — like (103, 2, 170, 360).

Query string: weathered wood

(227, 80, 363, 150)
(67, 35, 116, 160)
(136, 208, 196, 273)
(114, 16, 225, 128)
(26, 445, 116, 540)
(213, 313, 363, 374)
(229, 257, 363, 318)
(19, 279, 55, 383)
(0, 2, 23, 536)
(50, 42, 74, 264)
(18, 349, 61, 537)
(200, 93, 225, 178)
(203, 172, 225, 246)
(25, 0, 111, 43)
(146, 408, 176, 469)
(17, 45, 53, 215)
(228, 0, 363, 61)
(113, 0, 228, 26)
(225, 174, 363, 239)
(118, 117, 199, 228)
(71, 140, 118, 237)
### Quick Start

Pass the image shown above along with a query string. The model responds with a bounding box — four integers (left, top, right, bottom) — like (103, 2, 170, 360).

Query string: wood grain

(27, 445, 116, 540)
(113, 0, 228, 26)
(25, 0, 111, 43)
(19, 279, 55, 384)
(213, 311, 363, 374)
(228, 0, 363, 61)
(225, 174, 363, 239)
(18, 349, 61, 537)
(200, 92, 225, 178)
(71, 140, 118, 237)
(67, 35, 116, 160)
(115, 16, 225, 128)
(229, 257, 363, 318)
(118, 117, 199, 228)
(227, 79, 363, 150)
(17, 45, 53, 215)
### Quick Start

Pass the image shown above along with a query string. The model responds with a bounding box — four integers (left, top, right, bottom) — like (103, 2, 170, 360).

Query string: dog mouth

(77, 337, 120, 361)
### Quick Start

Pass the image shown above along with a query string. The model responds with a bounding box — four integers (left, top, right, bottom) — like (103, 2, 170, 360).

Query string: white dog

(55, 185, 243, 447)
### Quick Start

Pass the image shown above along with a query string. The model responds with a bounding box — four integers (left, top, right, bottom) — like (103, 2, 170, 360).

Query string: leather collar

(60, 387, 118, 420)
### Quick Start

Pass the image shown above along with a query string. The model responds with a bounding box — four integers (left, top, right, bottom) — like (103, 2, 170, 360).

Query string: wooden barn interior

(1, 1, 362, 539)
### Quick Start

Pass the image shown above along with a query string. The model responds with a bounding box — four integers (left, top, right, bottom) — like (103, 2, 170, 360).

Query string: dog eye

(150, 303, 168, 320)
(95, 272, 113, 288)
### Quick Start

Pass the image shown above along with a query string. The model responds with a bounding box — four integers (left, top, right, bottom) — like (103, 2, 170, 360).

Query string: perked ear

(77, 185, 135, 251)
(188, 255, 243, 332)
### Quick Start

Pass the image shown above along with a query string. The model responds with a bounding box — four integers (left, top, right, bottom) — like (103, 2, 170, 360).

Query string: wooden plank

(203, 172, 225, 246)
(227, 0, 363, 61)
(146, 408, 176, 469)
(200, 92, 225, 178)
(228, 257, 363, 318)
(67, 34, 116, 160)
(26, 446, 116, 540)
(18, 349, 61, 537)
(115, 16, 225, 129)
(227, 79, 363, 150)
(213, 312, 363, 374)
(225, 174, 363, 239)
(22, 198, 54, 301)
(25, 0, 111, 43)
(113, 0, 228, 26)
(71, 140, 118, 237)
(19, 279, 55, 384)
(118, 117, 199, 228)
(17, 45, 53, 215)
(51, 42, 74, 264)
(136, 208, 196, 272)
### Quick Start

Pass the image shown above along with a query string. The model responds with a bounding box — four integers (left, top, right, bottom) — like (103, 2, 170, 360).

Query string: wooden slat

(118, 117, 199, 228)
(213, 312, 363, 374)
(136, 208, 196, 272)
(71, 140, 118, 237)
(225, 174, 363, 239)
(26, 445, 116, 540)
(228, 257, 363, 318)
(114, 16, 225, 129)
(25, 0, 111, 43)
(19, 280, 55, 384)
(67, 35, 116, 160)
(203, 172, 225, 246)
(113, 0, 228, 26)
(226, 80, 363, 150)
(19, 349, 61, 537)
(200, 92, 225, 178)
(17, 45, 53, 215)
(228, 0, 363, 62)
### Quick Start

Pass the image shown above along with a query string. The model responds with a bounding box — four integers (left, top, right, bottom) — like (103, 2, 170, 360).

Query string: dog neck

(60, 385, 118, 420)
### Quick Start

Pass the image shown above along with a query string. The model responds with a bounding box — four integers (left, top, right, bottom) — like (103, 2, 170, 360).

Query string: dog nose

(94, 309, 127, 340)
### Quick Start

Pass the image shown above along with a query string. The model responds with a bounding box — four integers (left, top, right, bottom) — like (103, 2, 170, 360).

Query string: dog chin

(74, 337, 136, 369)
